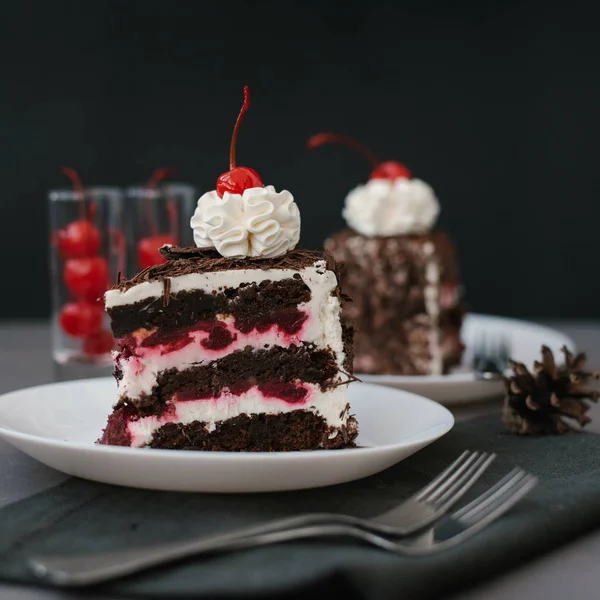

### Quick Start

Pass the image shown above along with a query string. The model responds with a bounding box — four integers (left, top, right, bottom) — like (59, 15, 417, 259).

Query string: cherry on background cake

(309, 134, 465, 376)
(98, 89, 357, 452)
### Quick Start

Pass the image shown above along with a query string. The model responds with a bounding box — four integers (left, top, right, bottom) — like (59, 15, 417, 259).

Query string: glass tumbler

(49, 187, 125, 381)
(125, 182, 197, 277)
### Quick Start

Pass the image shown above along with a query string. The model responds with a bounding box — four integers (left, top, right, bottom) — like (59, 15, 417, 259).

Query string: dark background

(3, 0, 600, 319)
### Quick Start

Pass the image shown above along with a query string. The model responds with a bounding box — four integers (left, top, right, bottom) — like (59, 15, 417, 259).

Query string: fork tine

(416, 451, 477, 500)
(424, 452, 488, 503)
(458, 474, 537, 527)
(429, 452, 496, 506)
(452, 468, 525, 519)
(453, 468, 529, 521)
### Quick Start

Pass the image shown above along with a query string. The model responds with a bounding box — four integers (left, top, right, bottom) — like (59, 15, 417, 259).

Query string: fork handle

(30, 513, 365, 587)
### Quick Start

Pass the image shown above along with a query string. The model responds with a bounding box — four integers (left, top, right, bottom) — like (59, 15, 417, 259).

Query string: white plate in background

(357, 313, 576, 406)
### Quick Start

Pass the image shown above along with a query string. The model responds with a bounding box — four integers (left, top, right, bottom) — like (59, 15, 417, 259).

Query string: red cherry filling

(59, 302, 104, 337)
(307, 133, 412, 181)
(83, 330, 115, 355)
(64, 256, 109, 302)
(215, 86, 264, 198)
(259, 382, 308, 403)
(137, 167, 177, 270)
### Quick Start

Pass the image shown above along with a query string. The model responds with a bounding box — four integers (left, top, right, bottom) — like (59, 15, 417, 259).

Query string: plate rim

(0, 378, 454, 461)
(356, 313, 576, 385)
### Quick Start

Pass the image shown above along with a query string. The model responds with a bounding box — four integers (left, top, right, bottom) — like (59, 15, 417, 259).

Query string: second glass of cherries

(125, 168, 196, 275)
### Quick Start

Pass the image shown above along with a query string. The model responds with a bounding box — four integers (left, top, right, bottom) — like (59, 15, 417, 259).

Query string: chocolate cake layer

(113, 246, 339, 292)
(341, 322, 355, 373)
(118, 344, 341, 417)
(147, 411, 359, 451)
(108, 278, 312, 339)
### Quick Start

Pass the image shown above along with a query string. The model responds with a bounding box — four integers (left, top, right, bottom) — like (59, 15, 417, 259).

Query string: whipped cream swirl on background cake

(343, 178, 440, 237)
(190, 185, 301, 258)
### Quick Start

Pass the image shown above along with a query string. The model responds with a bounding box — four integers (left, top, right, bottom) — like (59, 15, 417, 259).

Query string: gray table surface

(1, 319, 600, 600)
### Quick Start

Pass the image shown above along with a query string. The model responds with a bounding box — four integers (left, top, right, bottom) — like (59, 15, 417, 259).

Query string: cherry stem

(229, 86, 250, 170)
(306, 133, 380, 168)
(144, 167, 175, 238)
(110, 228, 126, 279)
(61, 166, 86, 221)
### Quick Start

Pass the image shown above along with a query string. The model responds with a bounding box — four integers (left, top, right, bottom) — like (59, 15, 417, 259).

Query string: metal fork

(213, 467, 537, 556)
(30, 450, 495, 586)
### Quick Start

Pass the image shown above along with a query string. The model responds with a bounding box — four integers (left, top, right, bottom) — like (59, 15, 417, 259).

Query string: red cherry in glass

(370, 160, 411, 180)
(307, 133, 412, 181)
(137, 234, 176, 271)
(59, 302, 104, 338)
(56, 166, 101, 257)
(55, 220, 101, 259)
(216, 86, 264, 198)
(64, 256, 109, 302)
(83, 330, 115, 355)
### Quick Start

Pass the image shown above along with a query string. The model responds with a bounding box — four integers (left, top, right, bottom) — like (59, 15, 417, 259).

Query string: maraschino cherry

(55, 167, 101, 258)
(306, 133, 412, 181)
(59, 301, 104, 338)
(64, 255, 110, 302)
(216, 86, 264, 198)
(137, 167, 177, 271)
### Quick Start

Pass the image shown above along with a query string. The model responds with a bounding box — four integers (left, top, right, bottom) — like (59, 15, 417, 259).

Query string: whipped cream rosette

(191, 185, 300, 259)
(343, 177, 439, 237)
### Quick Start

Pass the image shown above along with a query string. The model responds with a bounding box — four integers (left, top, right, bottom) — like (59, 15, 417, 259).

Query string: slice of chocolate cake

(98, 88, 357, 451)
(309, 134, 465, 376)
(326, 230, 464, 375)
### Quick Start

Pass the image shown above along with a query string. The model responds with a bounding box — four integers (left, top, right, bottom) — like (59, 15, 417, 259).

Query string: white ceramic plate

(358, 313, 576, 406)
(0, 379, 453, 493)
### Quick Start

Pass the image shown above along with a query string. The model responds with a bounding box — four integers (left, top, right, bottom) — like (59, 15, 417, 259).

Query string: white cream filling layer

(423, 242, 443, 375)
(127, 385, 350, 448)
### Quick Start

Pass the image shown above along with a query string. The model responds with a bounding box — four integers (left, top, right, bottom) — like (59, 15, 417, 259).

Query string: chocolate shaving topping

(339, 402, 351, 419)
(333, 369, 362, 388)
(162, 278, 171, 307)
(112, 247, 336, 292)
(341, 424, 349, 443)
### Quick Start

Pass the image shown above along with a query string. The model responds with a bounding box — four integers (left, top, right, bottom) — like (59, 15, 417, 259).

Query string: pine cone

(502, 345, 599, 435)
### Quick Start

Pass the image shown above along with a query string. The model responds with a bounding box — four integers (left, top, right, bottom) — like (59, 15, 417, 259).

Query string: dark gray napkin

(1, 413, 600, 600)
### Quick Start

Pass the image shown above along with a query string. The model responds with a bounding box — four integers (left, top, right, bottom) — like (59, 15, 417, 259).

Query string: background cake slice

(98, 87, 357, 451)
(326, 229, 463, 375)
(309, 133, 465, 376)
